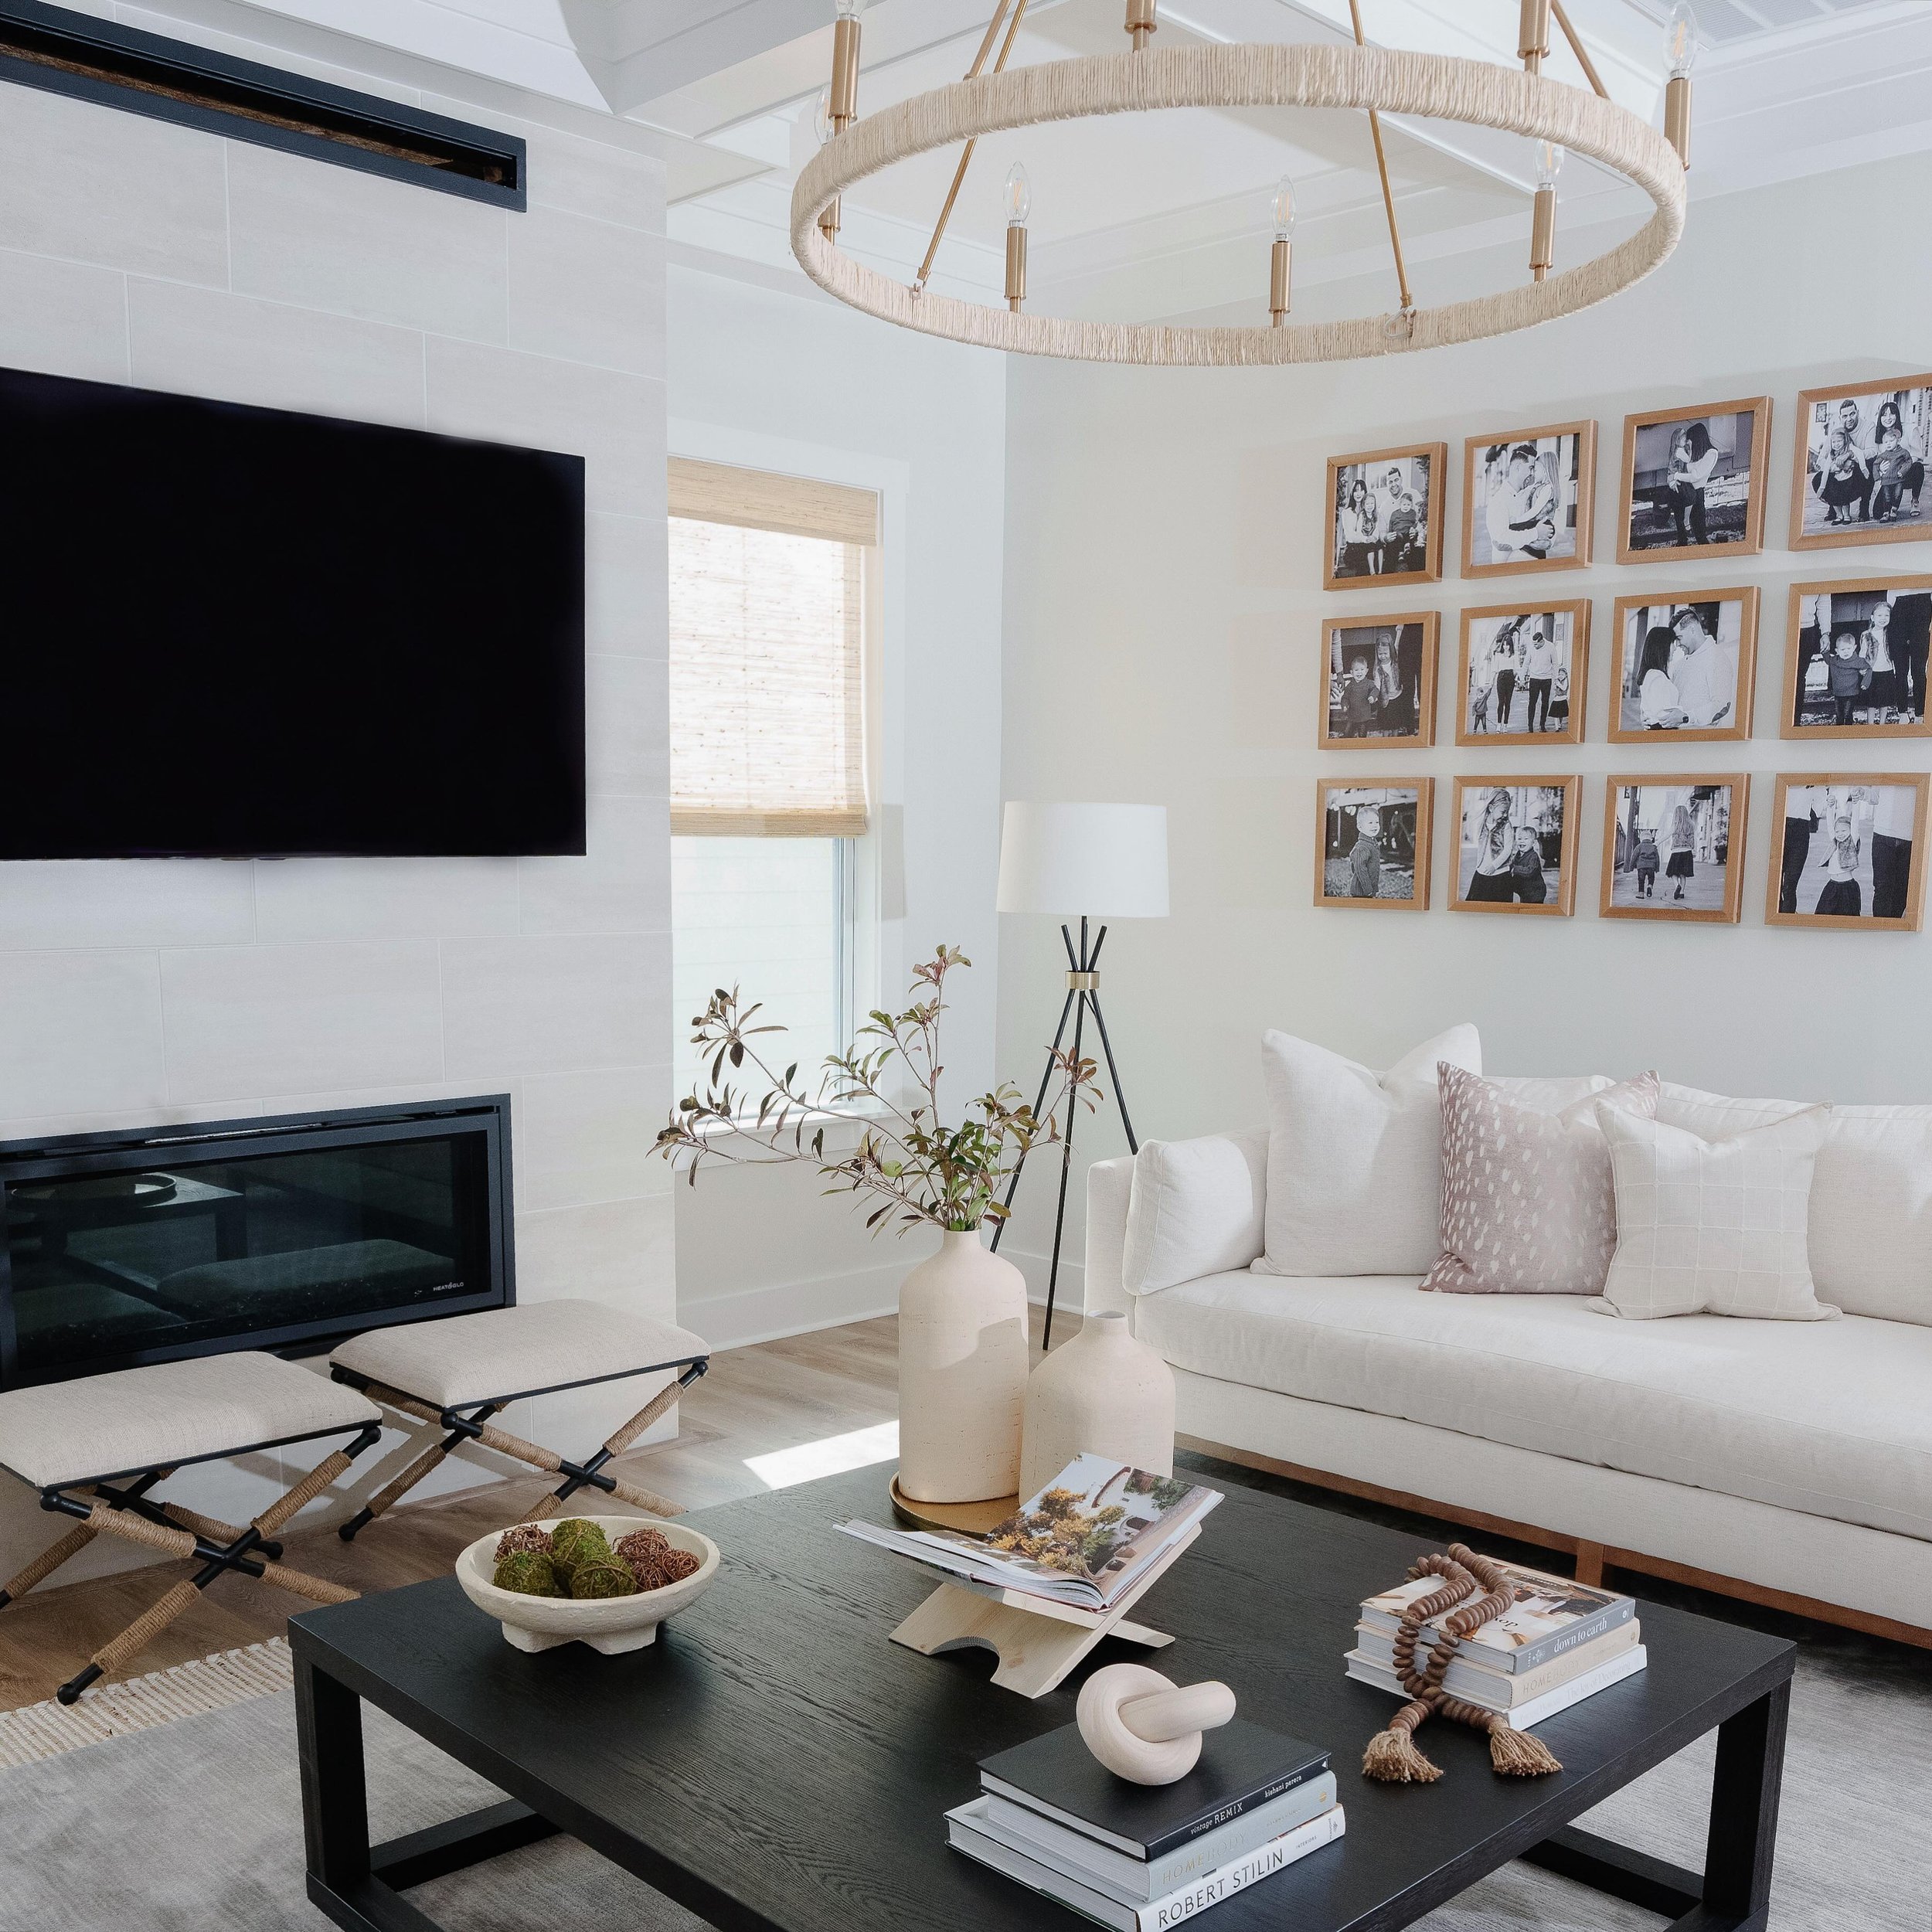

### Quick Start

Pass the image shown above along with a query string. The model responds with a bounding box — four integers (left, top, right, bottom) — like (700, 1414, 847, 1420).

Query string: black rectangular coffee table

(292, 1461, 1793, 1932)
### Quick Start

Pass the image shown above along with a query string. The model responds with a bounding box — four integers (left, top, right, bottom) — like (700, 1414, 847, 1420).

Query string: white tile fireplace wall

(0, 53, 672, 1581)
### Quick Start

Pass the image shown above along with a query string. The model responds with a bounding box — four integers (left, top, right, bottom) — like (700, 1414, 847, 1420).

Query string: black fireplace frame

(0, 1095, 515, 1391)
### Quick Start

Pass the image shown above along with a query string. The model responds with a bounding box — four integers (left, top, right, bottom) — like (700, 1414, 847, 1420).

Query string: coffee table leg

(297, 1652, 371, 1899)
(1697, 1677, 1790, 1931)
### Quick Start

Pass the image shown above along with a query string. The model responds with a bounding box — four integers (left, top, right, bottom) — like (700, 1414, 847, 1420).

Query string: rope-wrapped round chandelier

(791, 1, 1700, 366)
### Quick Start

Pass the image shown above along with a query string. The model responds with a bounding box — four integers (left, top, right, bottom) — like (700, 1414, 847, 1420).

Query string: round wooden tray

(887, 1475, 1018, 1540)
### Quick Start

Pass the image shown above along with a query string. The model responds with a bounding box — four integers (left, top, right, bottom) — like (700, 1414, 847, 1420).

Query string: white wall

(666, 260, 1009, 1346)
(0, 41, 672, 1576)
(997, 153, 1932, 1287)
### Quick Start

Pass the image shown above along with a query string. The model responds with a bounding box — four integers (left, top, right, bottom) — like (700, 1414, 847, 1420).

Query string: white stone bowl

(455, 1516, 719, 1655)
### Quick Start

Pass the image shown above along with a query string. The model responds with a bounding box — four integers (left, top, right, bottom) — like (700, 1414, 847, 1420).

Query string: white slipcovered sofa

(1085, 1074, 1932, 1641)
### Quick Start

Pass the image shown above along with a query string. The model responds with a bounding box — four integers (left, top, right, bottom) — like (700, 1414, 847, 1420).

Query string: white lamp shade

(996, 803, 1169, 918)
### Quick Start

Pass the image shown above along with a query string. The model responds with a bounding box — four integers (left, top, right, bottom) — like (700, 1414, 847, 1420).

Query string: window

(668, 457, 879, 1104)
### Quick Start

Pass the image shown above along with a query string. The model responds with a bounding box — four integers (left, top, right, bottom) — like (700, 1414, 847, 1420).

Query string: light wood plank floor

(0, 1311, 1075, 1714)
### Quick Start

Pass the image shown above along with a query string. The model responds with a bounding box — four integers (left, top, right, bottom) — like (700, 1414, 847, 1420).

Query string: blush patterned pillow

(1423, 1066, 1660, 1295)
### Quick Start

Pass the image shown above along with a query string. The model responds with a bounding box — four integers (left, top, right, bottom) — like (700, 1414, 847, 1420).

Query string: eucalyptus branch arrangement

(654, 946, 1100, 1236)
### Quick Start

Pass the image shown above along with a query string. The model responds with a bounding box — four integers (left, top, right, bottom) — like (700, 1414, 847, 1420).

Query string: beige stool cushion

(330, 1300, 709, 1410)
(0, 1352, 382, 1490)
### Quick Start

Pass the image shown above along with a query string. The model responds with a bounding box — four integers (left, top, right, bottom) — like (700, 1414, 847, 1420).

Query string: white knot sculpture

(1076, 1662, 1237, 1786)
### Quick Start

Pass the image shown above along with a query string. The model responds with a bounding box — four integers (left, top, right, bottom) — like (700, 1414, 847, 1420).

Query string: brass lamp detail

(815, 89, 841, 241)
(829, 0, 865, 131)
(1662, 2, 1697, 168)
(1268, 175, 1295, 325)
(1529, 141, 1561, 281)
(1005, 163, 1031, 311)
(1518, 0, 1550, 75)
(1125, 0, 1158, 52)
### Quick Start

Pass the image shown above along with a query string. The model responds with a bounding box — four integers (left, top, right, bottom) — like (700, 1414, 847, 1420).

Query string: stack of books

(1346, 1559, 1645, 1728)
(947, 1715, 1342, 1930)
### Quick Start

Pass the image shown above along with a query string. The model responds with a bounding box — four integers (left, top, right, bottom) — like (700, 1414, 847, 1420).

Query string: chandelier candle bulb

(1663, 1, 1696, 166)
(1270, 173, 1295, 324)
(1005, 162, 1030, 311)
(815, 90, 840, 240)
(1125, 0, 1158, 52)
(1530, 141, 1561, 279)
(830, 0, 865, 130)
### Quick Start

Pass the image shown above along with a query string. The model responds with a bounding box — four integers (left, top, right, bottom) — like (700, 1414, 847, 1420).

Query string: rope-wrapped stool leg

(87, 1579, 205, 1679)
(0, 1520, 100, 1609)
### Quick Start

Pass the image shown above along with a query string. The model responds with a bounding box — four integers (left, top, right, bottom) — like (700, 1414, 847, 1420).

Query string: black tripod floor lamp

(989, 801, 1169, 1347)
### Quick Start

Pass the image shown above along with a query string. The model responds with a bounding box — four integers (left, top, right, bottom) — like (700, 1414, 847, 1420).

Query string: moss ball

(547, 1519, 611, 1581)
(492, 1549, 561, 1597)
(569, 1559, 639, 1600)
(495, 1523, 553, 1563)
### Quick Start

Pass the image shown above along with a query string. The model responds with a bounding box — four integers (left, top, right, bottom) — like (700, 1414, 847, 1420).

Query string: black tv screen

(0, 366, 587, 859)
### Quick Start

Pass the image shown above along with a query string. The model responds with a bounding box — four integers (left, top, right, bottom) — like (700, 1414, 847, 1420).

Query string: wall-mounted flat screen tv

(0, 366, 587, 859)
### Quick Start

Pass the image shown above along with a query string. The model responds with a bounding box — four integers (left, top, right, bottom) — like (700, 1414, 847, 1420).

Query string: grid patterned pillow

(1423, 1066, 1659, 1296)
(1592, 1104, 1839, 1321)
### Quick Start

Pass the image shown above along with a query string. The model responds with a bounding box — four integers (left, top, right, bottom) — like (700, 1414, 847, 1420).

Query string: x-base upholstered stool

(0, 1352, 383, 1702)
(329, 1300, 710, 1539)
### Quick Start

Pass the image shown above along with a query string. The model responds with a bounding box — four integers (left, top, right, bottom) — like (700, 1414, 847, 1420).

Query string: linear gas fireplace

(0, 1097, 513, 1390)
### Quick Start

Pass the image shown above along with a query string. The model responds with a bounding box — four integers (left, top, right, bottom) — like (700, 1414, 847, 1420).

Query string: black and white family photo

(1320, 614, 1437, 747)
(1464, 423, 1594, 574)
(1458, 604, 1587, 744)
(1792, 378, 1932, 549)
(1454, 780, 1577, 915)
(1611, 593, 1755, 742)
(1618, 400, 1769, 562)
(1315, 782, 1430, 908)
(1770, 778, 1928, 929)
(1603, 780, 1744, 922)
(1325, 443, 1443, 589)
(1785, 578, 1932, 735)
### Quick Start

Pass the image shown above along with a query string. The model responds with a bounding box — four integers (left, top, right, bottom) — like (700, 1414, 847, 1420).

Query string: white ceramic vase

(1018, 1308, 1175, 1501)
(896, 1230, 1030, 1504)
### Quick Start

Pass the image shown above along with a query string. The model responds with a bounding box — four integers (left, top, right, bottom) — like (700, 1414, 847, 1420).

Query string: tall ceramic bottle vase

(1018, 1308, 1175, 1502)
(896, 1230, 1030, 1504)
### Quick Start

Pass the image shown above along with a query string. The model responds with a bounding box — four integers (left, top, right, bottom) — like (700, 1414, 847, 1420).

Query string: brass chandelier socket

(1066, 969, 1098, 992)
(1518, 0, 1550, 73)
(830, 14, 862, 128)
(1270, 235, 1292, 325)
(1529, 184, 1556, 280)
(1005, 223, 1029, 310)
(820, 194, 842, 242)
(1125, 0, 1158, 52)
(1664, 73, 1692, 168)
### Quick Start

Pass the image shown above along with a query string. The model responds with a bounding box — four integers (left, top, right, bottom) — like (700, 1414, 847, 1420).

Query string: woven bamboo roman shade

(668, 458, 876, 838)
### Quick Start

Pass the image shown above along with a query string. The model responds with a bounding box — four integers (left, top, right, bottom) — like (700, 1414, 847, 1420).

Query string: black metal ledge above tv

(0, 0, 526, 209)
(0, 1097, 515, 1391)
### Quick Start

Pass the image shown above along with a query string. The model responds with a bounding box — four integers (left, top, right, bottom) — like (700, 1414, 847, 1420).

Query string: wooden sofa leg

(1574, 1541, 1606, 1588)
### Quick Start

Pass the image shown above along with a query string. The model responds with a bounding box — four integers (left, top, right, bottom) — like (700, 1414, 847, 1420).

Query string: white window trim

(668, 419, 910, 1112)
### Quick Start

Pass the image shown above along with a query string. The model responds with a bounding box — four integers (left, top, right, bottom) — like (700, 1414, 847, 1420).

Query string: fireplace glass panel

(4, 1132, 488, 1381)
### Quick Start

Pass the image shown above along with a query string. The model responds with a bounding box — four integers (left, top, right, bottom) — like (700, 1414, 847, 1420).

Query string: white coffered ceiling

(194, 1, 1932, 321)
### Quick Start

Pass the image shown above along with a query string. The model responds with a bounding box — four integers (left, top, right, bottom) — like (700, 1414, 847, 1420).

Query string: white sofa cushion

(1134, 1271, 1932, 1544)
(1660, 1083, 1932, 1325)
(0, 1352, 381, 1489)
(1595, 1106, 1838, 1322)
(1253, 1024, 1480, 1277)
(1124, 1128, 1267, 1296)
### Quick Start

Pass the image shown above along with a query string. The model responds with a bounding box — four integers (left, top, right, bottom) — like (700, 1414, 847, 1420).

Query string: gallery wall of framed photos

(1317, 374, 1932, 934)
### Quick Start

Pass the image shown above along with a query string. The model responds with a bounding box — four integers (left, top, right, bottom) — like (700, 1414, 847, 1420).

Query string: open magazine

(838, 1454, 1221, 1612)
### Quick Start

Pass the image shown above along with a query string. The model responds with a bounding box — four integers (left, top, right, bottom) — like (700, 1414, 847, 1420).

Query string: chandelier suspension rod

(1347, 0, 1413, 316)
(1549, 0, 1609, 100)
(912, 0, 1030, 294)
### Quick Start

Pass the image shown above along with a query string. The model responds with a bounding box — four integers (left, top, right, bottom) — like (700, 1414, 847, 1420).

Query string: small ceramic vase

(1018, 1307, 1175, 1499)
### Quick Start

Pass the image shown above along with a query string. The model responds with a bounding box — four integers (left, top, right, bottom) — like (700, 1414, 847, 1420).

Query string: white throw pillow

(1123, 1128, 1268, 1297)
(1660, 1083, 1932, 1325)
(1253, 1024, 1480, 1277)
(1593, 1104, 1839, 1321)
(1488, 1074, 1617, 1114)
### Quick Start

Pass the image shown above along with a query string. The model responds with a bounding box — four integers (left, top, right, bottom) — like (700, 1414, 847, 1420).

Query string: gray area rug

(0, 1645, 1923, 1929)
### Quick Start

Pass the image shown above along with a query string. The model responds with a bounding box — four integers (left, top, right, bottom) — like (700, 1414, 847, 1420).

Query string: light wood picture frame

(1449, 775, 1580, 916)
(1324, 441, 1447, 592)
(1317, 611, 1440, 749)
(1314, 779, 1434, 910)
(1461, 420, 1597, 578)
(1454, 600, 1590, 747)
(1789, 374, 1932, 552)
(1616, 396, 1771, 566)
(1607, 587, 1759, 745)
(1600, 774, 1750, 924)
(1766, 773, 1930, 931)
(1780, 575, 1932, 740)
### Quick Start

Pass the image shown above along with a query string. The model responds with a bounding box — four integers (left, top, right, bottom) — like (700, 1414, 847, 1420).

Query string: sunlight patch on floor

(743, 1420, 899, 1491)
